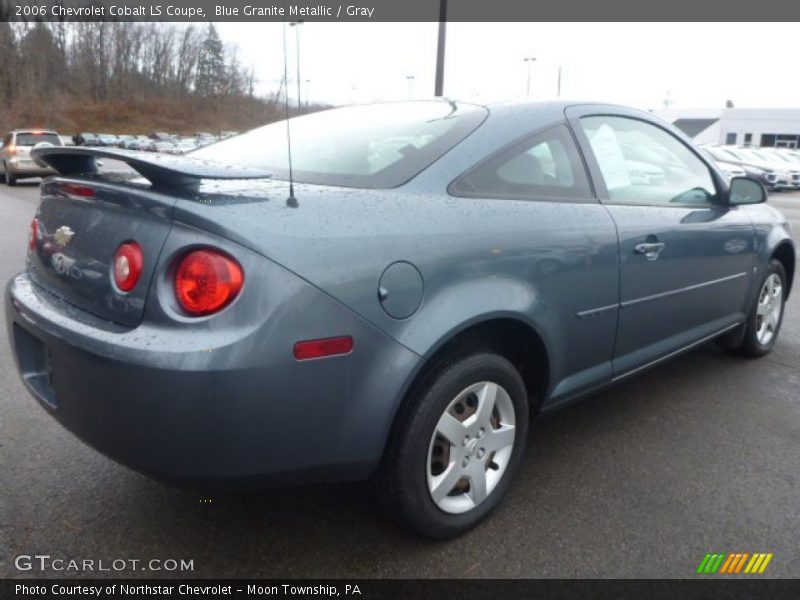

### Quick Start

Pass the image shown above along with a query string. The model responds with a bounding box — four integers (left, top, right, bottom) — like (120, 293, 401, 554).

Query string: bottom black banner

(3, 579, 800, 600)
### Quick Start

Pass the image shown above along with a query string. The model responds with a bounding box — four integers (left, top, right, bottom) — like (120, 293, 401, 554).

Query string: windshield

(761, 150, 791, 163)
(16, 133, 60, 146)
(736, 148, 768, 163)
(191, 101, 487, 188)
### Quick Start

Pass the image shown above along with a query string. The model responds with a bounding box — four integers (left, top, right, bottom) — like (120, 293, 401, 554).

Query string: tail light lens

(113, 242, 143, 292)
(174, 249, 243, 316)
(7, 144, 16, 156)
(28, 218, 38, 252)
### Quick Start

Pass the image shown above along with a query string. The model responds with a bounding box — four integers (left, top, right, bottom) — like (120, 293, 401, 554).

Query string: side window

(580, 116, 717, 206)
(450, 124, 592, 200)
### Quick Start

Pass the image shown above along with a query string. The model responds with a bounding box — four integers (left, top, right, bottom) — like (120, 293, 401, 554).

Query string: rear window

(191, 101, 487, 188)
(15, 133, 61, 147)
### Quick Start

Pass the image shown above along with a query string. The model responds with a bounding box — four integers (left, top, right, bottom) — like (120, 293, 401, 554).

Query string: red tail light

(174, 249, 243, 316)
(7, 144, 16, 156)
(113, 242, 143, 292)
(28, 218, 39, 252)
(294, 336, 354, 360)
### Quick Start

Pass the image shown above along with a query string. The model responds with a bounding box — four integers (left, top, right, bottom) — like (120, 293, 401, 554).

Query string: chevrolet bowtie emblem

(53, 226, 75, 246)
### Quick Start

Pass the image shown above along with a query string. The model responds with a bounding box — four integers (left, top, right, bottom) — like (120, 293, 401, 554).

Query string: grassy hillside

(2, 96, 324, 137)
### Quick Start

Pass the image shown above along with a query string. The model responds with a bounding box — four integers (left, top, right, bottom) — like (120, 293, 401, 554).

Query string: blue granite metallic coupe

(6, 100, 795, 537)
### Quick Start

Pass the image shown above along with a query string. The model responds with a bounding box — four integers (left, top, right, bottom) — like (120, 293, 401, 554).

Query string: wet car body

(5, 101, 796, 497)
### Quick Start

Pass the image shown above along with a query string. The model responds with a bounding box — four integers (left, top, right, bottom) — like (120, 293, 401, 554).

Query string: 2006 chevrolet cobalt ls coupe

(6, 101, 795, 538)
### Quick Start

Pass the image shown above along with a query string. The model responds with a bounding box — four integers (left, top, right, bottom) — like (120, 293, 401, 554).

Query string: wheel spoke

(485, 424, 515, 453)
(474, 382, 498, 425)
(757, 301, 770, 317)
(436, 412, 466, 446)
(767, 310, 779, 330)
(430, 462, 461, 504)
(467, 463, 488, 505)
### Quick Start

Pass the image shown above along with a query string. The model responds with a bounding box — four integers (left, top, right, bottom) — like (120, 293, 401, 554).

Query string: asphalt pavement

(1, 181, 798, 579)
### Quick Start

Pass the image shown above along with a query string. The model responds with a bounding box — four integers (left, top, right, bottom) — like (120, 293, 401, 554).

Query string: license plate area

(13, 324, 56, 408)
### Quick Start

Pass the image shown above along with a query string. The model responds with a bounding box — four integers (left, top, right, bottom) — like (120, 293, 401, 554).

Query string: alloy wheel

(755, 273, 783, 346)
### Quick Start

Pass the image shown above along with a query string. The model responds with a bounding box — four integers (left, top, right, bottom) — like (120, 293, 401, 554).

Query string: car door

(449, 123, 620, 404)
(566, 106, 755, 377)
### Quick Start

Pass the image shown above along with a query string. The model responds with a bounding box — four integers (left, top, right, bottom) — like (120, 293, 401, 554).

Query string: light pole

(524, 57, 537, 97)
(289, 21, 303, 111)
(557, 66, 562, 97)
(406, 75, 415, 99)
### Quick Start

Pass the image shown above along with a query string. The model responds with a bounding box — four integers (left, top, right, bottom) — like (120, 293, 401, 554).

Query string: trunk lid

(27, 146, 272, 327)
(28, 178, 176, 327)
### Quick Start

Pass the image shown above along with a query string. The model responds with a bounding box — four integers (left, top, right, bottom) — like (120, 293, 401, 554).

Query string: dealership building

(655, 108, 800, 148)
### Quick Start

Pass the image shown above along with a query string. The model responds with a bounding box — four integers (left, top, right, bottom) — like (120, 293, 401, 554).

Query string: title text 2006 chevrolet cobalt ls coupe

(6, 101, 795, 538)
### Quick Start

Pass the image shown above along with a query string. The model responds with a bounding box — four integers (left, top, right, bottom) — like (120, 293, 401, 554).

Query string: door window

(580, 116, 718, 206)
(450, 124, 592, 200)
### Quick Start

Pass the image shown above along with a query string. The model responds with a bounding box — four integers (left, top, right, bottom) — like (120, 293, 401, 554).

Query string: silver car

(0, 129, 62, 185)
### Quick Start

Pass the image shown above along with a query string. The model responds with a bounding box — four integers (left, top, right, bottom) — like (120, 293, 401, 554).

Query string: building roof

(671, 118, 719, 138)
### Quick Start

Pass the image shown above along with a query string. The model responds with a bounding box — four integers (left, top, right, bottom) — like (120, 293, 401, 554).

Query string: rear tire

(6, 167, 17, 186)
(375, 352, 529, 539)
(0, 162, 6, 184)
(730, 259, 787, 357)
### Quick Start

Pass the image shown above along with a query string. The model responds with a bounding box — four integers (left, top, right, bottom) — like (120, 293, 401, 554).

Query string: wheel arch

(379, 315, 551, 465)
(772, 241, 796, 298)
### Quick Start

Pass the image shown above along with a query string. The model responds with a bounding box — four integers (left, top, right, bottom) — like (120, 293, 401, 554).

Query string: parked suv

(0, 129, 62, 185)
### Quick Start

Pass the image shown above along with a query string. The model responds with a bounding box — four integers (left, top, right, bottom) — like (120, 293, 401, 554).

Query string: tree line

(0, 20, 254, 106)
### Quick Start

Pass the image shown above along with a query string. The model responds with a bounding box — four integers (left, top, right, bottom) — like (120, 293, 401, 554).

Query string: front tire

(376, 352, 529, 539)
(732, 259, 787, 357)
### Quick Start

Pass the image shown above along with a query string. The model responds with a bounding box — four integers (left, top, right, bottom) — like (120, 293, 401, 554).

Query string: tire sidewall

(391, 353, 529, 538)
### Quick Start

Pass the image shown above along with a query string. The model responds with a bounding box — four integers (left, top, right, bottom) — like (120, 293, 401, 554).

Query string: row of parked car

(72, 131, 238, 154)
(701, 145, 800, 192)
(0, 128, 240, 184)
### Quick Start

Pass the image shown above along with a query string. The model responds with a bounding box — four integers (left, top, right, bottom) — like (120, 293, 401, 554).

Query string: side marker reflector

(293, 336, 354, 361)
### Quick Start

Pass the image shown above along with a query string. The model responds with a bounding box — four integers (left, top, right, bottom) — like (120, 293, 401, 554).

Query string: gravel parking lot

(1, 181, 798, 579)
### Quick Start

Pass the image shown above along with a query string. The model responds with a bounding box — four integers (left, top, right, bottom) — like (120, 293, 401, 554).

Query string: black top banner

(2, 0, 800, 22)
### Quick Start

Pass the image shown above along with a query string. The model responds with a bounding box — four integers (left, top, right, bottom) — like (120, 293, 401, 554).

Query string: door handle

(634, 242, 666, 260)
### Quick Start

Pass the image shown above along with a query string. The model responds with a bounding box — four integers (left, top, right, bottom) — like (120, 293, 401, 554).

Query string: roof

(671, 118, 719, 138)
(10, 129, 59, 135)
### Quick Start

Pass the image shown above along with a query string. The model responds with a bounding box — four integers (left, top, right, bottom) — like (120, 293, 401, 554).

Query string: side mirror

(728, 176, 766, 205)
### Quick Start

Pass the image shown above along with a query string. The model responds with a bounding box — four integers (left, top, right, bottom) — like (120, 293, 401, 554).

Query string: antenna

(282, 16, 298, 208)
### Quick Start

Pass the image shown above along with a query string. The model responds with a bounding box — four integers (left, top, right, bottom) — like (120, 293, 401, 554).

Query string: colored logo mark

(696, 552, 773, 574)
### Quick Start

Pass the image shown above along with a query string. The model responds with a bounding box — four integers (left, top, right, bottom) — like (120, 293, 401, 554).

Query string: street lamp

(523, 57, 537, 97)
(289, 21, 303, 110)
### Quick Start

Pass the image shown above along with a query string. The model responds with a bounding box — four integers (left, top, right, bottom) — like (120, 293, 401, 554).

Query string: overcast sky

(215, 22, 800, 111)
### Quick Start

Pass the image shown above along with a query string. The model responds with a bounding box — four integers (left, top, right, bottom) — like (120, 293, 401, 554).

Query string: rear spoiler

(31, 146, 271, 189)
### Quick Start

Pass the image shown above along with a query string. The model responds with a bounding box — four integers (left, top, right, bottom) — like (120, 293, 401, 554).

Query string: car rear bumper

(6, 271, 421, 488)
(7, 160, 55, 177)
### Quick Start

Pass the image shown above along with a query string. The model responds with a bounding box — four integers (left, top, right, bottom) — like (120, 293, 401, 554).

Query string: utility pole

(434, 0, 447, 96)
